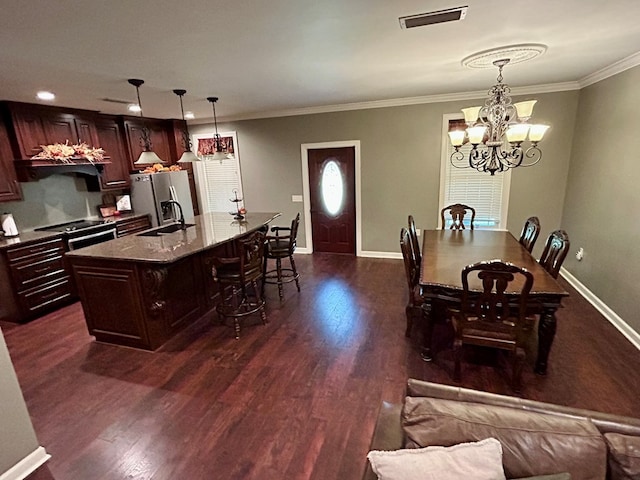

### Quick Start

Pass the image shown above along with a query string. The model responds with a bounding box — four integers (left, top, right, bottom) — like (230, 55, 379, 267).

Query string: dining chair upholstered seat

(407, 215, 421, 266)
(538, 230, 570, 279)
(212, 228, 268, 338)
(262, 213, 301, 300)
(451, 260, 535, 393)
(441, 203, 476, 230)
(519, 216, 541, 253)
(400, 227, 423, 338)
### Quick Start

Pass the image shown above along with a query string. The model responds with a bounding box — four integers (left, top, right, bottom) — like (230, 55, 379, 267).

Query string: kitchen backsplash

(3, 175, 104, 231)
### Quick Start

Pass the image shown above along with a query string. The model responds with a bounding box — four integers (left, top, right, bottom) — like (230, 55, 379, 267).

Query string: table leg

(536, 309, 557, 375)
(420, 301, 434, 362)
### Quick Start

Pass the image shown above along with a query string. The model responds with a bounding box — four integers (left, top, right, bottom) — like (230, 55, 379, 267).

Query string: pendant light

(172, 89, 200, 163)
(206, 96, 231, 162)
(128, 79, 166, 166)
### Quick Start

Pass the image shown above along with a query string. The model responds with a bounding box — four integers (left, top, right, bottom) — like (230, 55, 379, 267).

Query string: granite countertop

(0, 229, 63, 249)
(65, 212, 281, 264)
(0, 212, 151, 251)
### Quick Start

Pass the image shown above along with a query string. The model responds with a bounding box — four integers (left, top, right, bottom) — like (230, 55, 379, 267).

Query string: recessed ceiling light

(184, 111, 195, 120)
(36, 91, 55, 101)
(128, 103, 142, 113)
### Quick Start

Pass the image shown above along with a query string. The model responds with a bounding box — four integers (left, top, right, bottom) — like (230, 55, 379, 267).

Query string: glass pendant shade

(178, 150, 200, 163)
(514, 100, 537, 121)
(205, 96, 232, 162)
(467, 126, 486, 144)
(529, 124, 550, 143)
(448, 130, 465, 147)
(128, 78, 165, 165)
(506, 123, 530, 143)
(173, 88, 201, 163)
(462, 106, 481, 124)
(135, 150, 164, 165)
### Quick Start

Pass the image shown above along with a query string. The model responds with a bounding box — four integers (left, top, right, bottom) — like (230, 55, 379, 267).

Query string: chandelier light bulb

(467, 126, 486, 145)
(506, 123, 530, 143)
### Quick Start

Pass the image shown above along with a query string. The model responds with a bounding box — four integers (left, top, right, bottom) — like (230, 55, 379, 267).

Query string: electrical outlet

(291, 195, 303, 203)
(416, 228, 421, 236)
(576, 247, 584, 261)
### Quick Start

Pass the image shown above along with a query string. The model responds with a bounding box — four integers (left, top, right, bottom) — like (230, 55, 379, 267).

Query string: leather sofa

(364, 379, 640, 480)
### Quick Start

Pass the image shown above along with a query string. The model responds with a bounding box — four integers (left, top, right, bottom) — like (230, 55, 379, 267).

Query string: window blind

(198, 158, 243, 213)
(442, 119, 507, 229)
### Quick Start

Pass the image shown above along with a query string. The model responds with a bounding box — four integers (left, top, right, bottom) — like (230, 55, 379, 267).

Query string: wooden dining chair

(441, 204, 475, 230)
(519, 216, 541, 253)
(408, 215, 421, 266)
(538, 230, 570, 279)
(400, 228, 423, 338)
(451, 260, 535, 393)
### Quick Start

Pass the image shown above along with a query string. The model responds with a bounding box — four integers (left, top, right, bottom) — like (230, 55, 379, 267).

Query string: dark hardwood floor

(3, 253, 640, 479)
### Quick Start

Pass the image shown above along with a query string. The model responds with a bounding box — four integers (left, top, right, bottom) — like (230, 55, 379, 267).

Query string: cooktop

(35, 219, 108, 233)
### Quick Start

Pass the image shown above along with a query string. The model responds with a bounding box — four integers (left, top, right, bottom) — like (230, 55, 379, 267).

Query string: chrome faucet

(162, 200, 186, 230)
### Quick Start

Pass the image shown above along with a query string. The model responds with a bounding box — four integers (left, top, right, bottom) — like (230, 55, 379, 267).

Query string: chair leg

(513, 347, 526, 393)
(252, 279, 268, 325)
(233, 318, 241, 339)
(290, 254, 300, 292)
(262, 251, 268, 296)
(405, 305, 414, 338)
(276, 258, 284, 300)
(453, 339, 463, 382)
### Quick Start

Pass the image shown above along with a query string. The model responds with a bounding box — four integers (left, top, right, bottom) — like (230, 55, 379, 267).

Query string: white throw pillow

(367, 437, 506, 480)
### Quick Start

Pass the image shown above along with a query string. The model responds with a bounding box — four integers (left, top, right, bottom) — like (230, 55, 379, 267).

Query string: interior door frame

(301, 140, 362, 256)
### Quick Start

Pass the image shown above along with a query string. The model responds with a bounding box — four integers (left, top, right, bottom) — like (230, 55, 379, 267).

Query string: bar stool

(212, 228, 267, 338)
(262, 213, 301, 300)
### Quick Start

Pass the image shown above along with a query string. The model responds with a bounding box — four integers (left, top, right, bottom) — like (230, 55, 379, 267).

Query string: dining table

(419, 229, 569, 375)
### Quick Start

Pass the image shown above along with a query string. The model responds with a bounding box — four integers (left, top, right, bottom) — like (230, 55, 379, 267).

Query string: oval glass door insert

(321, 160, 343, 216)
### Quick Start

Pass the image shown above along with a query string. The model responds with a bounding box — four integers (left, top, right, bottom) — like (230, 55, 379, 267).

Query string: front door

(308, 147, 356, 254)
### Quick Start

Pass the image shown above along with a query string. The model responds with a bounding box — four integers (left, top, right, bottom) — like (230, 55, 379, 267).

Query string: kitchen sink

(137, 223, 195, 236)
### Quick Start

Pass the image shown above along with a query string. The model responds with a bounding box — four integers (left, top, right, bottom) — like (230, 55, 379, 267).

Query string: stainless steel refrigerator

(130, 171, 194, 227)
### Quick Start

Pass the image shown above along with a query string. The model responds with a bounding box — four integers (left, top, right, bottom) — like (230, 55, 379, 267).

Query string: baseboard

(560, 267, 640, 351)
(359, 250, 402, 259)
(0, 446, 50, 480)
(295, 247, 312, 254)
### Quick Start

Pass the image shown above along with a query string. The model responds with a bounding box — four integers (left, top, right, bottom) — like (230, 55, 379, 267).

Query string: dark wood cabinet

(2, 102, 101, 159)
(124, 118, 173, 168)
(0, 118, 22, 201)
(95, 116, 131, 190)
(5, 104, 48, 158)
(115, 215, 151, 237)
(0, 236, 73, 323)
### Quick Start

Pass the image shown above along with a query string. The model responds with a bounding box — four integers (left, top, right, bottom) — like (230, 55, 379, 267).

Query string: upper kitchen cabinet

(1, 102, 101, 159)
(95, 115, 131, 190)
(123, 117, 173, 169)
(0, 117, 22, 201)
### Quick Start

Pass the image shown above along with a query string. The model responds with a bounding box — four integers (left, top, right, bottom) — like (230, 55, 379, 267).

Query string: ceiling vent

(399, 6, 468, 29)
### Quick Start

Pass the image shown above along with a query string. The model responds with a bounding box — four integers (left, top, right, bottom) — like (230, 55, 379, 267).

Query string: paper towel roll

(1, 213, 19, 237)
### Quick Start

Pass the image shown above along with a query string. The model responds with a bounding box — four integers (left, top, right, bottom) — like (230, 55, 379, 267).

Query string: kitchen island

(66, 212, 280, 350)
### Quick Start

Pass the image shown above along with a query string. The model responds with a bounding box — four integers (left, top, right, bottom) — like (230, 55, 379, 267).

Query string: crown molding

(199, 81, 580, 123)
(579, 51, 640, 88)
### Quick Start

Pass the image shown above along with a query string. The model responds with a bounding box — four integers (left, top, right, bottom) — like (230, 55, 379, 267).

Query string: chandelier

(448, 58, 549, 175)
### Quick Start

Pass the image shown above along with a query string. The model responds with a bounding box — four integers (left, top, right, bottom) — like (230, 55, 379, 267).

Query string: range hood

(14, 158, 111, 182)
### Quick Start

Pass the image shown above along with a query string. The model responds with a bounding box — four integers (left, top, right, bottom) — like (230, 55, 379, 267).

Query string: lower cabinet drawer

(19, 277, 72, 313)
(11, 254, 66, 290)
(117, 216, 152, 237)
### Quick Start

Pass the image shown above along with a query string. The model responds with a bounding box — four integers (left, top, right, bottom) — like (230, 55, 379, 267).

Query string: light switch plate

(291, 195, 303, 203)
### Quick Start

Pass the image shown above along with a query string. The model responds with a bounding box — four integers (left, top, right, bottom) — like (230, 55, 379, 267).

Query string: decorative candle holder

(230, 189, 245, 220)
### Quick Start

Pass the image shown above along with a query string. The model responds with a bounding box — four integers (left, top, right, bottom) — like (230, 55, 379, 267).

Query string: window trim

(438, 113, 512, 231)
